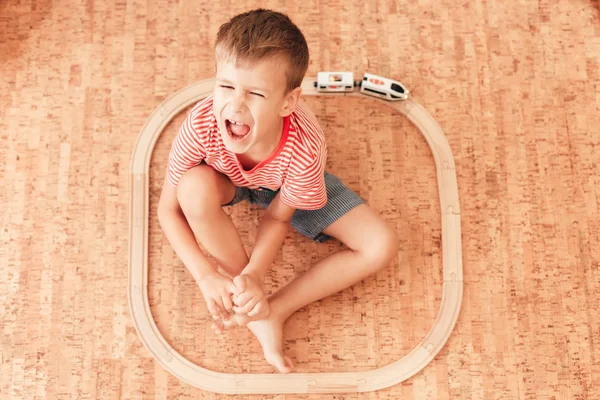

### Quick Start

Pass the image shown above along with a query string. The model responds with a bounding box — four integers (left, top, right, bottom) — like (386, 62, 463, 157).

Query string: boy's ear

(279, 87, 302, 117)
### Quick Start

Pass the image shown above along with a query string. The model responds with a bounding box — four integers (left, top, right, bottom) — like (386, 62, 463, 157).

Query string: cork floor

(2, 0, 599, 399)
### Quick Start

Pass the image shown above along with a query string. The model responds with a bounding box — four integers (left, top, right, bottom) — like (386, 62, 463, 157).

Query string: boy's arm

(242, 192, 296, 280)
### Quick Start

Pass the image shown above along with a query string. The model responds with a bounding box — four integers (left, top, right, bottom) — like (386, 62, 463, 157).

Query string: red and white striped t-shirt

(167, 96, 327, 210)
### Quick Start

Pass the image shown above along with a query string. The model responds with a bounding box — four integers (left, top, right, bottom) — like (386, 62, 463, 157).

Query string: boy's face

(213, 57, 299, 155)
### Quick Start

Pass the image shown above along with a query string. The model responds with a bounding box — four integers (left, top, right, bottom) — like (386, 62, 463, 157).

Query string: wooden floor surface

(1, 0, 599, 399)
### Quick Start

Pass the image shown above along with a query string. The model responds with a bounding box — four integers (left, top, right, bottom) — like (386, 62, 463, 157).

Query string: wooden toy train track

(128, 77, 463, 394)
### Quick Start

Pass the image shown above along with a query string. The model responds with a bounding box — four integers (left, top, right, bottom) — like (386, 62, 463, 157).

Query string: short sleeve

(166, 106, 208, 187)
(280, 145, 328, 210)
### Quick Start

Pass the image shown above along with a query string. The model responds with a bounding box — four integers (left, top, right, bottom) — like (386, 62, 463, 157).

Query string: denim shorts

(224, 171, 365, 243)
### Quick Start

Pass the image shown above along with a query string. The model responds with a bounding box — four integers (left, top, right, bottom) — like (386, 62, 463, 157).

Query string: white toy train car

(314, 72, 355, 93)
(359, 72, 409, 101)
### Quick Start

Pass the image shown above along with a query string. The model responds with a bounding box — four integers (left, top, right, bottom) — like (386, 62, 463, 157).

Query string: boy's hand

(232, 273, 269, 318)
(196, 271, 238, 320)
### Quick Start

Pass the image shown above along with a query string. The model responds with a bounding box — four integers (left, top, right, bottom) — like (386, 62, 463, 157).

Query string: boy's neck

(237, 117, 285, 170)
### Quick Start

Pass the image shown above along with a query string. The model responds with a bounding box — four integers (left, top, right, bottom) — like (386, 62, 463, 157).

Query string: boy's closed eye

(218, 85, 265, 98)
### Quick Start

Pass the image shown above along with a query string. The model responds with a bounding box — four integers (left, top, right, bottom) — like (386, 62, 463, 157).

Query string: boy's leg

(269, 203, 399, 320)
(177, 164, 249, 278)
(247, 203, 400, 372)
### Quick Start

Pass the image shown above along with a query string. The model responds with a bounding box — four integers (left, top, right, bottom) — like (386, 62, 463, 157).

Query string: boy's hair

(215, 9, 309, 94)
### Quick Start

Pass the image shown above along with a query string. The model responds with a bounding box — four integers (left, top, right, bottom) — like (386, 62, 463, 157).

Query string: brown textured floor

(1, 0, 599, 399)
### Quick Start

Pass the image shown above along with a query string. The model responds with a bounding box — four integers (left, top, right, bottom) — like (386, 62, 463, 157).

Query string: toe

(211, 320, 224, 334)
(222, 317, 239, 329)
(266, 352, 294, 374)
(284, 355, 295, 372)
(282, 356, 294, 373)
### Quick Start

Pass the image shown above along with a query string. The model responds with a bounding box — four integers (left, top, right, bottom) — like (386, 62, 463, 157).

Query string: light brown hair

(215, 9, 309, 94)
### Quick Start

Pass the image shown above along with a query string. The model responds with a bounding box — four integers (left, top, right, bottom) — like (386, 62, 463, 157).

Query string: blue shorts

(223, 172, 365, 243)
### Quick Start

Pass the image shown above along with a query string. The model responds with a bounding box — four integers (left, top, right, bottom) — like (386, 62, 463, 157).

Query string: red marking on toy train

(369, 78, 384, 85)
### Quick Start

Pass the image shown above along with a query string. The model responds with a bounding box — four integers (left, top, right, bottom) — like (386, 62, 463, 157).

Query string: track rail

(128, 78, 463, 394)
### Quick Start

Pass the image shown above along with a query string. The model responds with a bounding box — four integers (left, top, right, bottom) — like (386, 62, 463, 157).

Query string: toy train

(314, 72, 409, 101)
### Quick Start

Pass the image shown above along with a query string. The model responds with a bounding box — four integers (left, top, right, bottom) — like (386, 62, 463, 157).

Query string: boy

(157, 9, 400, 373)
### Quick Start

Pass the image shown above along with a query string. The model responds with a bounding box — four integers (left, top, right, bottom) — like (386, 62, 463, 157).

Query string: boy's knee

(362, 226, 400, 270)
(177, 165, 221, 216)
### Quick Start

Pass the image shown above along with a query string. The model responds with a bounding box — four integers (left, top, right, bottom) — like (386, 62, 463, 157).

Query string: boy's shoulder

(189, 95, 215, 119)
(180, 96, 217, 140)
(288, 99, 327, 154)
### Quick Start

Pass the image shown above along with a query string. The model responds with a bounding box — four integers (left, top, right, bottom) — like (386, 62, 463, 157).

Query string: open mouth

(225, 119, 251, 142)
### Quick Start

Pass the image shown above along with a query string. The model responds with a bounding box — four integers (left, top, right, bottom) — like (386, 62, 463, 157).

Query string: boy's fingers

(233, 297, 258, 314)
(221, 294, 234, 313)
(227, 282, 238, 295)
(207, 299, 221, 319)
(248, 303, 262, 317)
(214, 298, 229, 318)
(217, 303, 229, 319)
(247, 302, 264, 317)
(233, 275, 247, 293)
(232, 291, 253, 307)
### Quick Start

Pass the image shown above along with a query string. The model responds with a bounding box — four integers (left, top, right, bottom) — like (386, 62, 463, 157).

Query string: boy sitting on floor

(158, 8, 400, 373)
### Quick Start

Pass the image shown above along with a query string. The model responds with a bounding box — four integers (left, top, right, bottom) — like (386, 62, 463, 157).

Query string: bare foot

(211, 302, 271, 334)
(211, 312, 261, 335)
(211, 316, 238, 335)
(247, 313, 294, 373)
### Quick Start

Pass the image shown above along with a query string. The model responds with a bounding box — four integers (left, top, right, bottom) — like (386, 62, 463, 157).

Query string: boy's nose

(229, 96, 246, 114)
